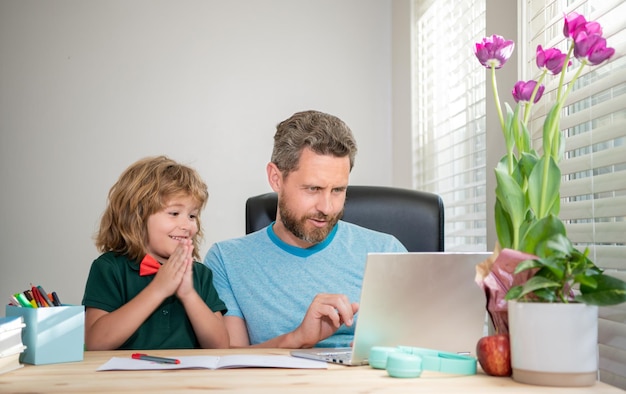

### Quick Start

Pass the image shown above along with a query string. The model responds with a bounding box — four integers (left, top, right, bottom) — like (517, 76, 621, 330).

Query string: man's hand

(291, 293, 359, 348)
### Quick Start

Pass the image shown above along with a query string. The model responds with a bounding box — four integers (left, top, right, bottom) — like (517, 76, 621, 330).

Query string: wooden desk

(1, 348, 622, 393)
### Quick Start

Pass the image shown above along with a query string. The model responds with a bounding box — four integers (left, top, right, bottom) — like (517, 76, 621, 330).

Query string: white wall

(0, 0, 409, 310)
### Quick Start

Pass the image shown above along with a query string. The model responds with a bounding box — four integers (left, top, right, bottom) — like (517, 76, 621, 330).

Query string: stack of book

(0, 315, 26, 375)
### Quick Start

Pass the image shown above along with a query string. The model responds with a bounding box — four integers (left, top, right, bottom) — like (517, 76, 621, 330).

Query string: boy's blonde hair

(96, 156, 208, 261)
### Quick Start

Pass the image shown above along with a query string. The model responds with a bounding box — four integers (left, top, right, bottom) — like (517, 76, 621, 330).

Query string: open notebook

(291, 252, 490, 366)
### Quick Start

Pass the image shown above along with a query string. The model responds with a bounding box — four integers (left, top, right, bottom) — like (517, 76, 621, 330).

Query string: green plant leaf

(511, 105, 521, 152)
(495, 168, 526, 227)
(505, 285, 523, 300)
(532, 288, 558, 302)
(513, 258, 541, 274)
(515, 276, 561, 299)
(494, 200, 514, 249)
(518, 118, 531, 155)
(569, 250, 599, 277)
(575, 273, 597, 289)
(528, 156, 561, 219)
(537, 233, 571, 257)
(583, 266, 603, 276)
(517, 152, 538, 182)
(578, 274, 626, 306)
(519, 215, 566, 255)
(542, 103, 560, 160)
(503, 103, 515, 151)
(533, 258, 565, 280)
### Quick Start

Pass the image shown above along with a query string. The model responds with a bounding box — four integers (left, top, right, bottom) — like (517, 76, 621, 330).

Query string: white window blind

(412, 0, 487, 252)
(523, 0, 626, 389)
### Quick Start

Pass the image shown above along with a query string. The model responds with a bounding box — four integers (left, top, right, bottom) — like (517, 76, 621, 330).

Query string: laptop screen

(349, 252, 490, 364)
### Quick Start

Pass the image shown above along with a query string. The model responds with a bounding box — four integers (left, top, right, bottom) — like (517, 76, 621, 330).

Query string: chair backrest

(245, 185, 444, 252)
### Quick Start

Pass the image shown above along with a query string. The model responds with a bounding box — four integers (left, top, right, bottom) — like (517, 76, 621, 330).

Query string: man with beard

(203, 110, 406, 349)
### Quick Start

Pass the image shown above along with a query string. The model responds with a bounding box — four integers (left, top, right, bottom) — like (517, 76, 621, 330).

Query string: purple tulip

(563, 12, 587, 38)
(512, 80, 544, 104)
(563, 12, 602, 39)
(475, 35, 515, 69)
(536, 45, 570, 75)
(574, 32, 615, 65)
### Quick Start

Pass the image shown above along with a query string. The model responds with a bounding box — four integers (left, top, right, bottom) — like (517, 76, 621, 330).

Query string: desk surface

(1, 348, 622, 393)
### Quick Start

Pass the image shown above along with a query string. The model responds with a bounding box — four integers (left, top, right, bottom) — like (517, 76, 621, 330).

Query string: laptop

(290, 252, 490, 366)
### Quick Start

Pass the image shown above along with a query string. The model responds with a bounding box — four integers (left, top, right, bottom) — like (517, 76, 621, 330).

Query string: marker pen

(131, 353, 180, 364)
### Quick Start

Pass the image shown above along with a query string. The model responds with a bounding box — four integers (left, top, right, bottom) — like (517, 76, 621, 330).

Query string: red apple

(476, 334, 512, 376)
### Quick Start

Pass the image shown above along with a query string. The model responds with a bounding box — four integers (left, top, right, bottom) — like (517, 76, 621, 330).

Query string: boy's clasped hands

(149, 239, 196, 300)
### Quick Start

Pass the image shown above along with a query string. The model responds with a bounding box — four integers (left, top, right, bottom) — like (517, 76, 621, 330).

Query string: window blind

(523, 0, 626, 389)
(412, 0, 487, 252)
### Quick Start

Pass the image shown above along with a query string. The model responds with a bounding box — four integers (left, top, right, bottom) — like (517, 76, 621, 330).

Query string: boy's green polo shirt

(82, 251, 227, 349)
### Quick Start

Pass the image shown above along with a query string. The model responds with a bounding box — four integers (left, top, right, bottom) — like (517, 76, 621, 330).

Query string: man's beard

(278, 197, 343, 244)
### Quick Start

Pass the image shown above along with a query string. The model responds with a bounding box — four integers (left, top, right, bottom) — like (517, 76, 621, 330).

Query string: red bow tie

(139, 254, 161, 276)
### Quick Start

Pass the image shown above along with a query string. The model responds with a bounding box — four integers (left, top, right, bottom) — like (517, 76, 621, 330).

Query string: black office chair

(245, 185, 444, 252)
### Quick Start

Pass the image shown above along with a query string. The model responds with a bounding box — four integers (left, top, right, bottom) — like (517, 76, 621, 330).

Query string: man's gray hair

(271, 110, 357, 176)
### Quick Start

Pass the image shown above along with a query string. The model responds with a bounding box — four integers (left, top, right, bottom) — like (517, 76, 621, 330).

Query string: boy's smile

(146, 195, 199, 262)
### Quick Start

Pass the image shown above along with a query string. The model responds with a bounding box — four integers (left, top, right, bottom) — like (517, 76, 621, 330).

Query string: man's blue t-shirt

(204, 220, 406, 347)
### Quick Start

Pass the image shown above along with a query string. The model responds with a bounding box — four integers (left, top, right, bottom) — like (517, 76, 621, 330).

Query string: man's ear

(266, 162, 282, 193)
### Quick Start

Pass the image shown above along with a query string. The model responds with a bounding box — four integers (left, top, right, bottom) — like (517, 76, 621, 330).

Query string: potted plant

(474, 12, 626, 386)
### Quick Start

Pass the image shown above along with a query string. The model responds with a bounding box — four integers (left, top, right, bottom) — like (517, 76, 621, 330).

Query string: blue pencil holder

(5, 304, 85, 365)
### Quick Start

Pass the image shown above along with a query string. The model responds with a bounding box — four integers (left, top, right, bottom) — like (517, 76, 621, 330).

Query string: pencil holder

(5, 305, 85, 365)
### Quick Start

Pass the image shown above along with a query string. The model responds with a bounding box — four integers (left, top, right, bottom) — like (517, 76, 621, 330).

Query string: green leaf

(551, 196, 561, 217)
(505, 285, 523, 300)
(513, 258, 541, 274)
(518, 120, 532, 154)
(537, 233, 571, 257)
(511, 105, 521, 153)
(542, 103, 560, 160)
(495, 167, 528, 250)
(519, 215, 566, 255)
(516, 276, 561, 299)
(531, 258, 565, 280)
(555, 129, 564, 162)
(495, 168, 526, 223)
(568, 250, 597, 277)
(575, 274, 597, 289)
(583, 266, 603, 276)
(532, 288, 558, 302)
(503, 103, 515, 151)
(517, 152, 538, 182)
(578, 274, 626, 306)
(494, 200, 513, 249)
(528, 156, 561, 219)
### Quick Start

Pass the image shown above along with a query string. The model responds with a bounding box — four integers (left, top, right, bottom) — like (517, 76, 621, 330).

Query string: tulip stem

(523, 71, 547, 126)
(491, 65, 513, 173)
(491, 65, 505, 132)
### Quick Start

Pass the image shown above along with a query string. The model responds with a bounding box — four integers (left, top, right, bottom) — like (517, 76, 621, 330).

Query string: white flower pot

(508, 300, 598, 387)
